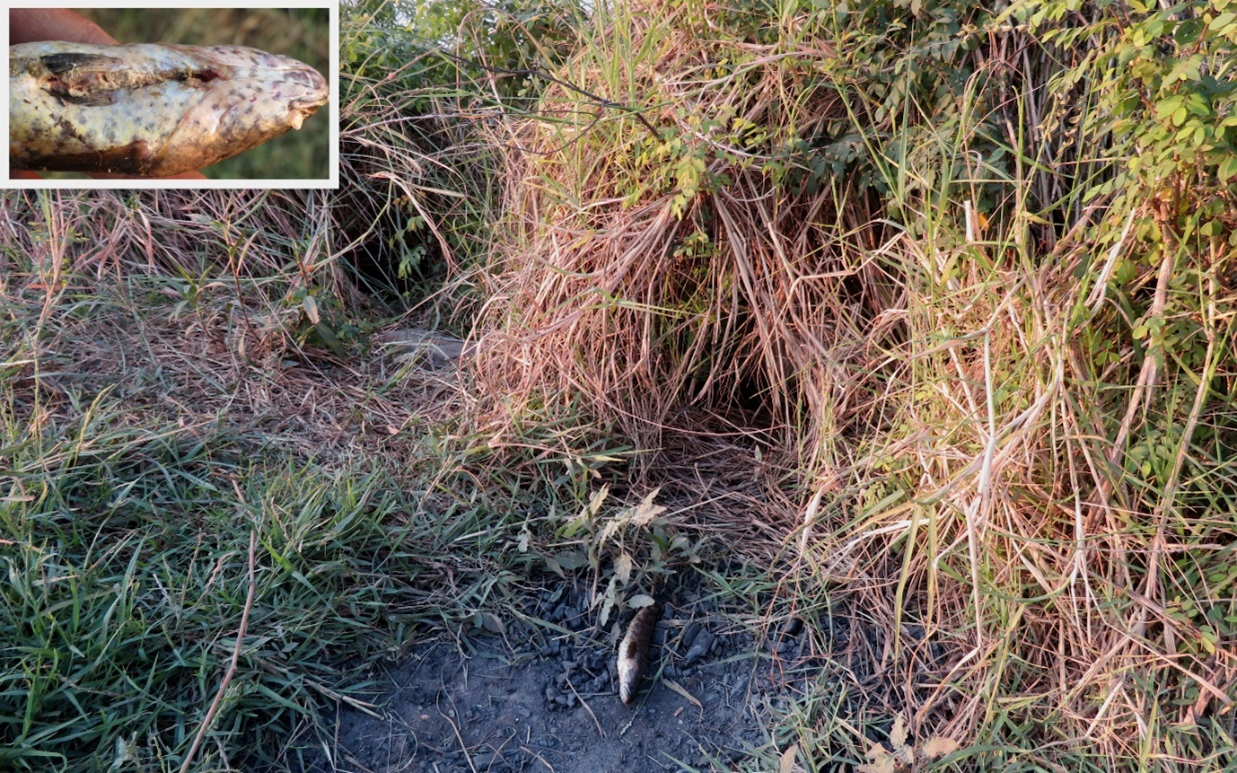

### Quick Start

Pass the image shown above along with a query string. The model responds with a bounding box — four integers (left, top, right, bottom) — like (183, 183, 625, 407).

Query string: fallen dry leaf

(780, 742, 799, 773)
(857, 752, 897, 773)
(921, 735, 960, 758)
(890, 713, 907, 750)
(662, 679, 702, 709)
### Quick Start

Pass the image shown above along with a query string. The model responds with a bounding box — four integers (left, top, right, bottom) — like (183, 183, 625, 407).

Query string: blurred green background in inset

(66, 8, 332, 180)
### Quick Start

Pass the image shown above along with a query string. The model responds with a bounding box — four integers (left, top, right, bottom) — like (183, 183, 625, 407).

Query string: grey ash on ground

(322, 579, 840, 772)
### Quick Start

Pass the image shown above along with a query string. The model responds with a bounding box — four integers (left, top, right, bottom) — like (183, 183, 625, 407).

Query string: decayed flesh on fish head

(9, 41, 328, 177)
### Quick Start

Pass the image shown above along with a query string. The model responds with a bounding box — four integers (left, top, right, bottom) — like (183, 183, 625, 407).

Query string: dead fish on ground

(617, 600, 663, 704)
(9, 41, 328, 176)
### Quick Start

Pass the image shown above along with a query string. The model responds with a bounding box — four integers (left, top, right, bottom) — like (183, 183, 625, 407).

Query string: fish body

(617, 601, 662, 704)
(9, 41, 328, 176)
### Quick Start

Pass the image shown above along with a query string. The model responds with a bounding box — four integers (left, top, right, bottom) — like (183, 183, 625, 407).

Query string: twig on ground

(438, 702, 479, 773)
(566, 676, 606, 739)
(180, 528, 258, 773)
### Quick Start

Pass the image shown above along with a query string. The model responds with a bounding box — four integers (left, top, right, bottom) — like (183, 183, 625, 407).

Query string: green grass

(0, 254, 543, 768)
(1, 409, 475, 768)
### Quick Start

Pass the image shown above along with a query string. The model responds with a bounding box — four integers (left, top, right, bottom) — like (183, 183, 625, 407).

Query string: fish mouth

(285, 68, 329, 124)
(285, 68, 328, 128)
(291, 92, 329, 110)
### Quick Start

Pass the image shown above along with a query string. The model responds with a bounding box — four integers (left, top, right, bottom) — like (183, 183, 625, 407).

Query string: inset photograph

(8, 7, 332, 182)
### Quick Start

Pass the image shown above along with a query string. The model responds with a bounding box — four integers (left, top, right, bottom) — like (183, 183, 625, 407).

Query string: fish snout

(282, 68, 328, 129)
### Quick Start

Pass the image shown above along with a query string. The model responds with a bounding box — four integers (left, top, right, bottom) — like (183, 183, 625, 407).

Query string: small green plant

(539, 486, 702, 627)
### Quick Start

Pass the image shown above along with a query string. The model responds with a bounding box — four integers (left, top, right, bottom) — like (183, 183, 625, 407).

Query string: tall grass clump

(471, 0, 897, 476)
(471, 0, 1237, 766)
(339, 0, 580, 307)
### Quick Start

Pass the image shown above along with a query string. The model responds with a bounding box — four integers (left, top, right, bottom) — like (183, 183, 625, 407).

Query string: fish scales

(9, 41, 328, 176)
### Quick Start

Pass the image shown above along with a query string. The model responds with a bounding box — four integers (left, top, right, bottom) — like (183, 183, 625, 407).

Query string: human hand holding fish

(10, 9, 115, 48)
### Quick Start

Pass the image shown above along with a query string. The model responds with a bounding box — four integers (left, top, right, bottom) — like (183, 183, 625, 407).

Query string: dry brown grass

(0, 189, 460, 469)
(462, 0, 1237, 765)
(469, 4, 898, 492)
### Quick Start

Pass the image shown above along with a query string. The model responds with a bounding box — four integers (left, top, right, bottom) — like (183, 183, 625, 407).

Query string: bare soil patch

(321, 577, 864, 772)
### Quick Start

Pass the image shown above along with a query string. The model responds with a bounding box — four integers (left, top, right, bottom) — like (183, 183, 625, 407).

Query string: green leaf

(553, 550, 589, 571)
(1174, 18, 1205, 46)
(1166, 54, 1202, 83)
(1155, 96, 1184, 121)
(1184, 92, 1212, 117)
(1219, 155, 1237, 182)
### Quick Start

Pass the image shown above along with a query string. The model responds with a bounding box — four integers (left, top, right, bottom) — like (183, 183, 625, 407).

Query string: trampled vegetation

(2, 0, 1236, 769)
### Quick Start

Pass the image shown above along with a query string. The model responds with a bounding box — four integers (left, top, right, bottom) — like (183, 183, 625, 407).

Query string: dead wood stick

(180, 529, 258, 773)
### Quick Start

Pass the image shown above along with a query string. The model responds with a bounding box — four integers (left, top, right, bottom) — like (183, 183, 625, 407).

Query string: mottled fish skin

(9, 41, 328, 177)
